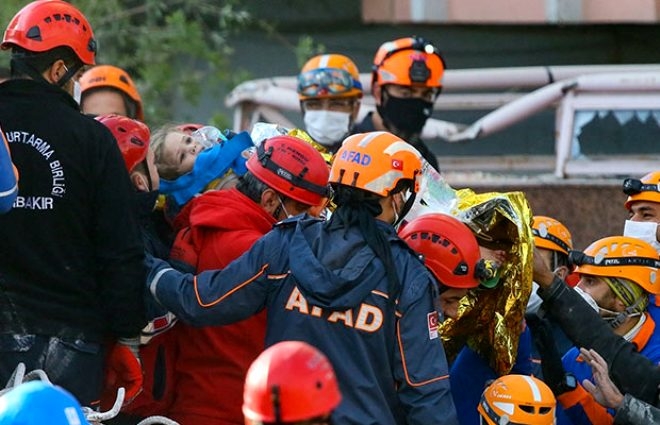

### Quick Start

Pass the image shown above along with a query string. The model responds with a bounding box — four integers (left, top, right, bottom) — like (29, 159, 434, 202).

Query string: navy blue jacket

(148, 216, 458, 425)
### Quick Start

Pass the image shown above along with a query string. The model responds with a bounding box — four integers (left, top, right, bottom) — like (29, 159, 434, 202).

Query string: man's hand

(100, 339, 143, 410)
(580, 347, 625, 409)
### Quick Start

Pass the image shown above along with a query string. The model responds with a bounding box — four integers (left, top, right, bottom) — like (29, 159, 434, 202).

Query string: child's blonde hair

(150, 123, 186, 180)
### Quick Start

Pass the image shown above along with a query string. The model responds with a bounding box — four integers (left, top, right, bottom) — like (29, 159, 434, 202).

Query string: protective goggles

(297, 68, 362, 97)
(622, 178, 660, 196)
(531, 228, 571, 254)
(568, 250, 660, 269)
(256, 143, 334, 199)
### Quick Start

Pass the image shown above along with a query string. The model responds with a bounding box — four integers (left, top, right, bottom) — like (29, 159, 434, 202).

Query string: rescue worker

(553, 236, 660, 424)
(622, 171, 660, 251)
(526, 216, 575, 379)
(147, 131, 459, 424)
(0, 126, 18, 213)
(400, 213, 534, 425)
(532, 243, 660, 413)
(0, 381, 90, 425)
(166, 135, 330, 425)
(0, 0, 145, 406)
(95, 114, 177, 423)
(243, 341, 341, 425)
(478, 374, 557, 425)
(80, 64, 144, 120)
(354, 36, 445, 170)
(297, 53, 363, 153)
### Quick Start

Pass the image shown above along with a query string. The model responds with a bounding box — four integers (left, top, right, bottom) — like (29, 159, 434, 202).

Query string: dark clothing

(353, 112, 440, 170)
(538, 276, 660, 405)
(0, 79, 146, 402)
(450, 326, 534, 425)
(0, 334, 105, 406)
(149, 216, 458, 425)
(135, 191, 170, 261)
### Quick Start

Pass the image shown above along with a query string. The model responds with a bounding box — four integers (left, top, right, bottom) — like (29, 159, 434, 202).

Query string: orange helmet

(399, 213, 481, 288)
(298, 54, 363, 100)
(478, 374, 556, 425)
(623, 171, 660, 210)
(95, 114, 150, 173)
(1, 0, 97, 65)
(330, 131, 422, 197)
(572, 236, 660, 295)
(247, 135, 332, 206)
(532, 216, 573, 255)
(372, 36, 445, 89)
(80, 65, 144, 121)
(242, 341, 341, 424)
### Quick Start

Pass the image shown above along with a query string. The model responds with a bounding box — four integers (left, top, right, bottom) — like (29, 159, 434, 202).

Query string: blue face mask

(159, 131, 254, 206)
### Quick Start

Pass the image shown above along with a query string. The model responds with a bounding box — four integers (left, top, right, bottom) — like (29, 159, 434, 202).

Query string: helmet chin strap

(56, 63, 81, 88)
(392, 191, 416, 228)
(10, 56, 80, 88)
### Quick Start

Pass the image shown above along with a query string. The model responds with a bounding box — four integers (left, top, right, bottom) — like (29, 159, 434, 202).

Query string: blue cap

(0, 381, 89, 425)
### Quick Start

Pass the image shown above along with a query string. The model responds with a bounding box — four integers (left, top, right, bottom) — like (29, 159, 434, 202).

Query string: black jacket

(353, 111, 440, 171)
(0, 79, 146, 342)
(538, 276, 660, 405)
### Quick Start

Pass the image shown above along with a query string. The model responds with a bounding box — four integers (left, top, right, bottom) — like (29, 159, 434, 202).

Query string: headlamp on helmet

(623, 171, 660, 209)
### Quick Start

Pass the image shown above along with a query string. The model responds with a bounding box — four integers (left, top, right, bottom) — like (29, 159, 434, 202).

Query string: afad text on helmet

(340, 150, 372, 166)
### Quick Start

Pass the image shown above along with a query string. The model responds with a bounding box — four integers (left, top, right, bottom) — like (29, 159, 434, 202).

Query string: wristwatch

(558, 373, 578, 394)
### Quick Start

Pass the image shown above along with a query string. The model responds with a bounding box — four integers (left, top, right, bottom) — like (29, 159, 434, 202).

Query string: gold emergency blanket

(438, 188, 534, 375)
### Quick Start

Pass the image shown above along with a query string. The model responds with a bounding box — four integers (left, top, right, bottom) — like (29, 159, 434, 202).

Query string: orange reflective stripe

(193, 264, 268, 308)
(558, 385, 614, 425)
(396, 318, 449, 387)
(631, 313, 655, 351)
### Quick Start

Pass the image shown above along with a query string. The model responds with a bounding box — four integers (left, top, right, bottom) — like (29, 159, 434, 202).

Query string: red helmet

(242, 341, 341, 424)
(175, 123, 204, 134)
(96, 114, 150, 173)
(399, 213, 481, 288)
(247, 135, 331, 206)
(2, 0, 97, 66)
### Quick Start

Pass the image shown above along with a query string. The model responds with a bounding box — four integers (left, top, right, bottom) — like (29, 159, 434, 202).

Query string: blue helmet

(0, 381, 89, 425)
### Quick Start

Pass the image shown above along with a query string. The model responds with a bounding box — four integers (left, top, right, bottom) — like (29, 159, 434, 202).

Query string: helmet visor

(298, 68, 361, 97)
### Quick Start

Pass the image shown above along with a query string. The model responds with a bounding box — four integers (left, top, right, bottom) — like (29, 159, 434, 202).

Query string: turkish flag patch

(427, 311, 439, 340)
(392, 159, 403, 170)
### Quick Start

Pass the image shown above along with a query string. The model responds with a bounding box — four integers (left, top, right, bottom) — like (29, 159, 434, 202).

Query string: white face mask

(73, 81, 82, 105)
(527, 282, 543, 314)
(623, 220, 660, 253)
(303, 110, 351, 146)
(574, 286, 600, 312)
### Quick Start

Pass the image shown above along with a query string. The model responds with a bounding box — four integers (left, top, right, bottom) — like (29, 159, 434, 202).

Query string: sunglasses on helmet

(622, 178, 660, 196)
(297, 68, 362, 98)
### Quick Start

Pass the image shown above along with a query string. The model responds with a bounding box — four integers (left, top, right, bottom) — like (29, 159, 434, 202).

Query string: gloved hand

(101, 338, 143, 410)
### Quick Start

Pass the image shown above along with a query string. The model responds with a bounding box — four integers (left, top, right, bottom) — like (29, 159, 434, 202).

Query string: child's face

(160, 130, 205, 178)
